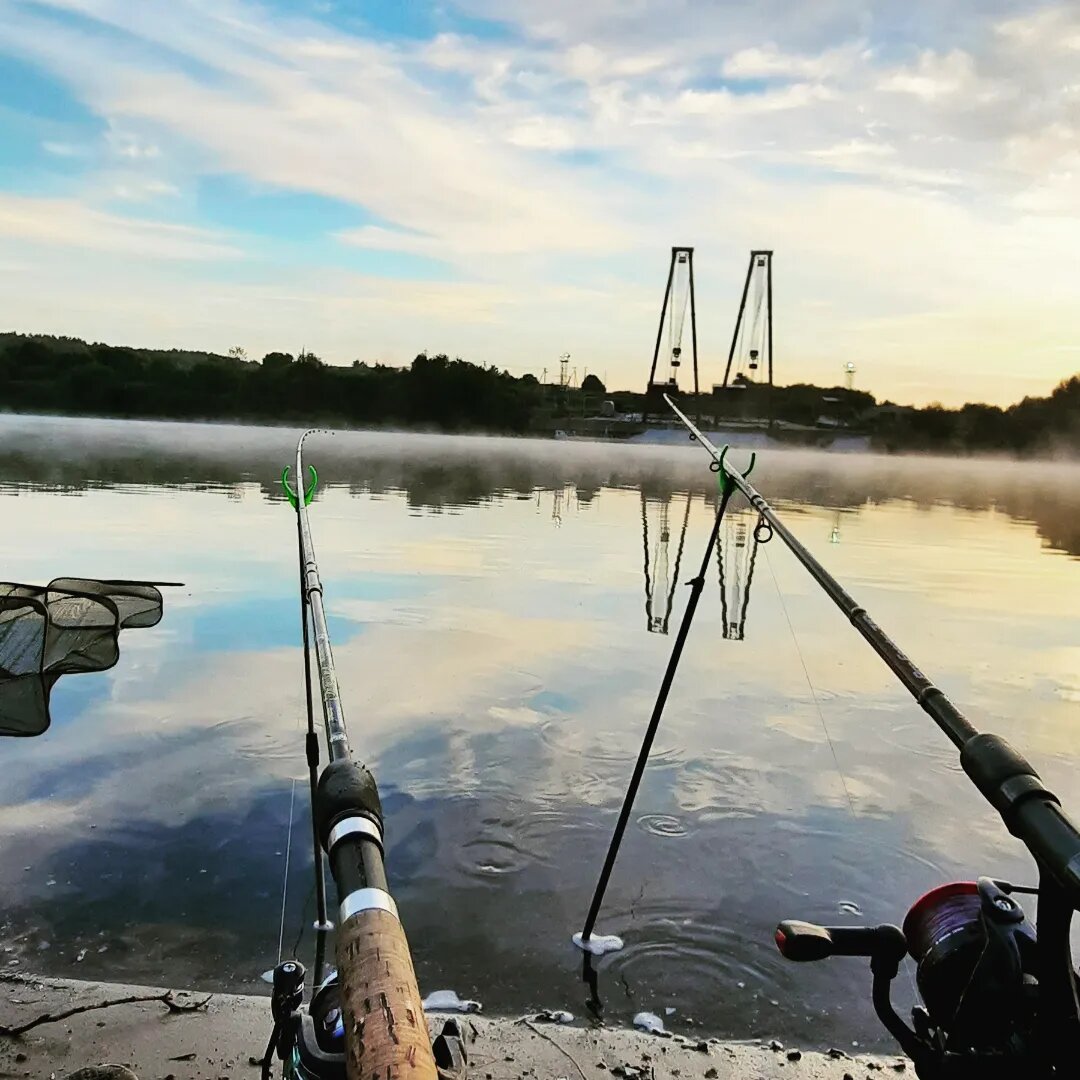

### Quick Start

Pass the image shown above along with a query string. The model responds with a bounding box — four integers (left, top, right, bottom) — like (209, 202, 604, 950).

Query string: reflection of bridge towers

(830, 509, 842, 544)
(716, 505, 763, 640)
(641, 490, 693, 634)
(537, 483, 576, 527)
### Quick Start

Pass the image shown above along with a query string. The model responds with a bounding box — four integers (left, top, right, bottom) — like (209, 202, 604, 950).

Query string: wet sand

(0, 972, 901, 1079)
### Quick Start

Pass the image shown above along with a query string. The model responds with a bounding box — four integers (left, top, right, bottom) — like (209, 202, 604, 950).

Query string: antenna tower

(645, 247, 699, 419)
(721, 250, 774, 389)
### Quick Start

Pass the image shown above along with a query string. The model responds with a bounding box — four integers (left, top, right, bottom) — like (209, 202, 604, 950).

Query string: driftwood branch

(0, 990, 212, 1037)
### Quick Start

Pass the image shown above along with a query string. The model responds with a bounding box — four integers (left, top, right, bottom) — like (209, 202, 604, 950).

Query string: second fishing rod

(578, 450, 754, 947)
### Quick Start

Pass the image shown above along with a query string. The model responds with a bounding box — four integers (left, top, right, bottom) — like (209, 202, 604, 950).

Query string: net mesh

(0, 579, 164, 737)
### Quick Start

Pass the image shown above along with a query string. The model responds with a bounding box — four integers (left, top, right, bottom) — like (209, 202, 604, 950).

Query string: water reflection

(642, 494, 766, 642)
(716, 508, 765, 642)
(1, 415, 1077, 556)
(642, 492, 692, 634)
(0, 415, 1077, 1051)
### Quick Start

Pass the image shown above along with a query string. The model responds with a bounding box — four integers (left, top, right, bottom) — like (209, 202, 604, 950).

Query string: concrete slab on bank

(1, 973, 903, 1080)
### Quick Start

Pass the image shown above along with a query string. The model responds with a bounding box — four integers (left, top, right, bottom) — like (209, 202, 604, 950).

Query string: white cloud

(996, 6, 1080, 51)
(105, 127, 162, 160)
(877, 49, 981, 101)
(671, 82, 837, 117)
(0, 192, 238, 259)
(42, 140, 86, 156)
(722, 42, 866, 81)
(0, 1, 625, 261)
(505, 115, 578, 150)
(110, 178, 181, 200)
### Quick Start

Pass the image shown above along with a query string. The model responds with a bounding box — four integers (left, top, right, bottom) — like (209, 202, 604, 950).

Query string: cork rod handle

(336, 907, 438, 1079)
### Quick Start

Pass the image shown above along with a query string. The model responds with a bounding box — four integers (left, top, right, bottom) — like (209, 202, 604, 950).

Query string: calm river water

(0, 415, 1077, 1050)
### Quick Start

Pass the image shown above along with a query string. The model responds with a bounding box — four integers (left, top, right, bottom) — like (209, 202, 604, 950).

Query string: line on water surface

(763, 544, 924, 1003)
(763, 546, 858, 819)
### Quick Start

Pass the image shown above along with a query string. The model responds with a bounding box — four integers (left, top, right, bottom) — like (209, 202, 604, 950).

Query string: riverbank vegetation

(0, 333, 1076, 455)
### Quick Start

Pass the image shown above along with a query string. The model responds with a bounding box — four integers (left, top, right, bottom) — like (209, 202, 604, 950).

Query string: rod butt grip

(336, 907, 437, 1080)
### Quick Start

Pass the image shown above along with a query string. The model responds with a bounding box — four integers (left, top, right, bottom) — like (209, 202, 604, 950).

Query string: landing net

(0, 578, 165, 736)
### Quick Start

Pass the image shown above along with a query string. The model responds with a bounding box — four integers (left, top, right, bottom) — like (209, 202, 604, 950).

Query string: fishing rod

(578, 455, 751, 947)
(263, 430, 439, 1080)
(666, 394, 1080, 1078)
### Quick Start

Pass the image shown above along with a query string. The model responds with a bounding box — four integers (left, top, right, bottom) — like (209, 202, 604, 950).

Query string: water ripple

(637, 813, 691, 839)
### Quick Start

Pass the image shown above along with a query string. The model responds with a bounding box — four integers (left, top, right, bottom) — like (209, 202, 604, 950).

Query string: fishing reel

(775, 876, 1069, 1078)
(264, 962, 470, 1079)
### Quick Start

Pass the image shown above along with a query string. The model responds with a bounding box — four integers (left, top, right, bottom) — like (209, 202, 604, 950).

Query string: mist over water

(0, 414, 1077, 1050)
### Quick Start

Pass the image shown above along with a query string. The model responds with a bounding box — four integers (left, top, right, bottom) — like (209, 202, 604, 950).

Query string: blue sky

(0, 0, 1078, 404)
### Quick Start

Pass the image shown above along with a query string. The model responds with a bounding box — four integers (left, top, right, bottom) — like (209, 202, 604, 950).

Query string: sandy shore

(0, 972, 903, 1079)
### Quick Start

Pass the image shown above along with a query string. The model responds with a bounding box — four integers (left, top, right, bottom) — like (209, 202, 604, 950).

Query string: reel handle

(775, 920, 906, 964)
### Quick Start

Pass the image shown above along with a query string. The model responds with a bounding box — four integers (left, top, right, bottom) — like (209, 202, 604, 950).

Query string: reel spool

(902, 879, 1036, 1051)
(903, 881, 984, 1029)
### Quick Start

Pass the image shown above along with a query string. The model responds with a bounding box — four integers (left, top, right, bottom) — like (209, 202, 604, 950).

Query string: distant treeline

(868, 377, 1080, 456)
(0, 334, 543, 432)
(0, 333, 1077, 454)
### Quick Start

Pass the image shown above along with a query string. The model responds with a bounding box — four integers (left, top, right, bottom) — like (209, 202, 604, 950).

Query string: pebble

(422, 990, 482, 1013)
(704, 1070, 718, 1079)
(533, 1009, 574, 1024)
(786, 1050, 802, 1061)
(769, 1040, 784, 1052)
(631, 1011, 667, 1036)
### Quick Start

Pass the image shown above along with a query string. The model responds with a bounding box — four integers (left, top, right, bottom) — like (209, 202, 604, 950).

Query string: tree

(228, 345, 248, 361)
(261, 351, 294, 370)
(581, 373, 606, 393)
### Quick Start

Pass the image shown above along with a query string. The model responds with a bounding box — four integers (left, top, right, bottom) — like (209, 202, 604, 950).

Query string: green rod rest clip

(281, 465, 319, 509)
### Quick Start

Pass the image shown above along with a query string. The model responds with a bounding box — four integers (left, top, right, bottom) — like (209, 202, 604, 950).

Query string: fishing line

(290, 881, 316, 961)
(762, 544, 857, 820)
(760, 518, 928, 997)
(273, 582, 314, 967)
(277, 776, 298, 963)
